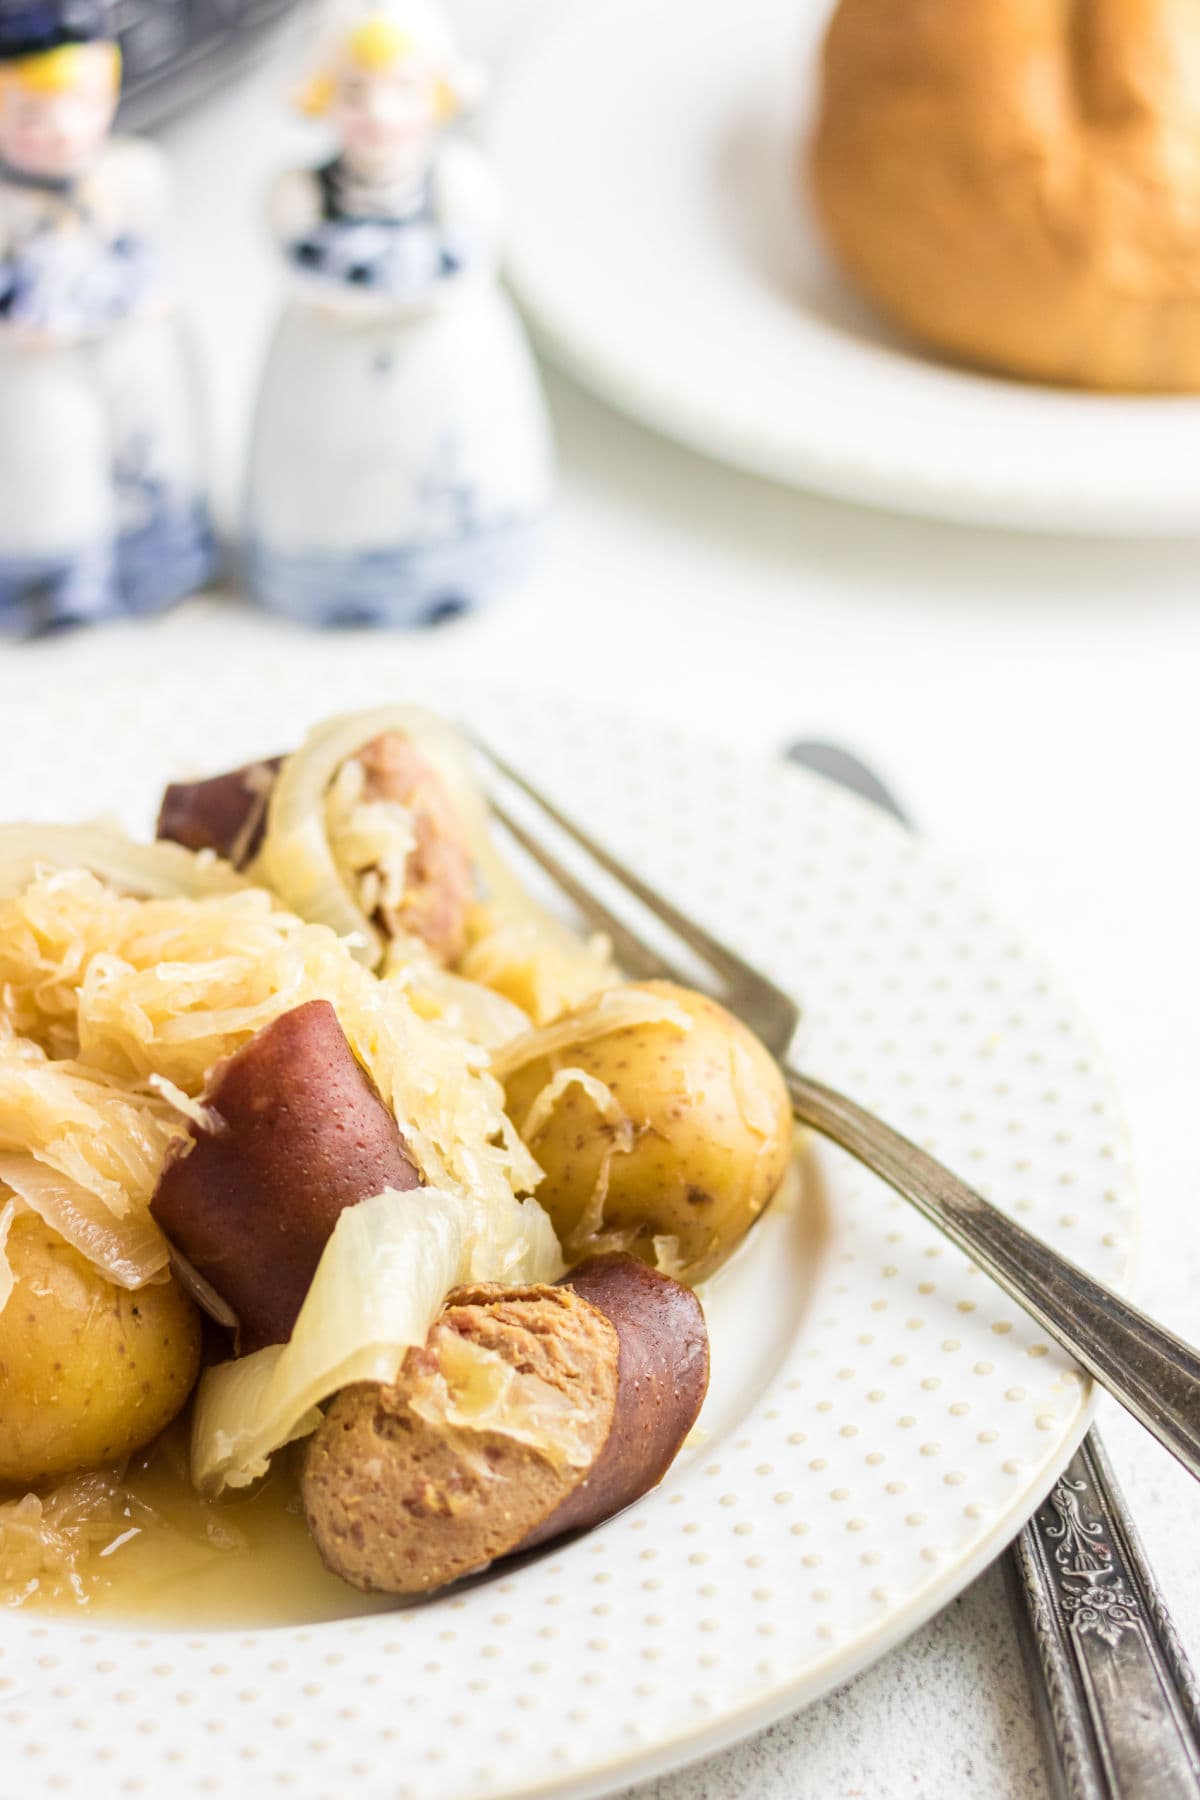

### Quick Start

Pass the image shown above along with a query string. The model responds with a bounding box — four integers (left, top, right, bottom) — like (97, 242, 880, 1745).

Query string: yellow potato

(0, 1214, 202, 1485)
(504, 981, 793, 1283)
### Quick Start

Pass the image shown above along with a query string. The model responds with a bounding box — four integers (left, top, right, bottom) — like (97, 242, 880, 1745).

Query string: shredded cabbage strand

(407, 1330, 600, 1475)
(254, 707, 466, 966)
(493, 984, 693, 1082)
(0, 1032, 183, 1288)
(191, 1184, 563, 1494)
(382, 952, 532, 1052)
(0, 1196, 19, 1318)
(0, 1155, 170, 1290)
(255, 705, 619, 1020)
(0, 870, 542, 1215)
(324, 755, 417, 937)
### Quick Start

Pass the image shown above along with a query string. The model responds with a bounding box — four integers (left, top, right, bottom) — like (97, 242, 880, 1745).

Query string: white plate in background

(489, 0, 1200, 536)
(0, 660, 1136, 1799)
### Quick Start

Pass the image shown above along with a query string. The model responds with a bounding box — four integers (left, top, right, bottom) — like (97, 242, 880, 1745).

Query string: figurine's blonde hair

(296, 0, 479, 120)
(0, 41, 121, 97)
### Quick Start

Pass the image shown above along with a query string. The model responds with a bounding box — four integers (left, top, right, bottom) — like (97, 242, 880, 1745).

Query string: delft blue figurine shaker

(0, 0, 216, 634)
(243, 0, 554, 628)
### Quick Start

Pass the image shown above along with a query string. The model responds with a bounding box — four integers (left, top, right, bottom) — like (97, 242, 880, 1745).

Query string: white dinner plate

(489, 0, 1200, 536)
(0, 660, 1136, 1800)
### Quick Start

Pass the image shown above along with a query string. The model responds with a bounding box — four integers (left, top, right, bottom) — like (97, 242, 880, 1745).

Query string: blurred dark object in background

(115, 0, 299, 126)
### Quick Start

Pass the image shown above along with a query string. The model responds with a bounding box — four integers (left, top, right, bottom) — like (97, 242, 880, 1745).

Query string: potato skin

(0, 1214, 202, 1485)
(504, 980, 793, 1283)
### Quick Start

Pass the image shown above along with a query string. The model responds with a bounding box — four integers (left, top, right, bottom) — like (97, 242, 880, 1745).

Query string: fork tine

(488, 797, 699, 988)
(477, 739, 760, 983)
(472, 735, 798, 1041)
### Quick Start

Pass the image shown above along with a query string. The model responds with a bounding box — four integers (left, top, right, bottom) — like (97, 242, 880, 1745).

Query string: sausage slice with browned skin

(151, 1000, 421, 1352)
(156, 731, 474, 965)
(157, 756, 283, 868)
(302, 1284, 620, 1596)
(521, 1254, 710, 1548)
(299, 1255, 709, 1596)
(354, 732, 474, 966)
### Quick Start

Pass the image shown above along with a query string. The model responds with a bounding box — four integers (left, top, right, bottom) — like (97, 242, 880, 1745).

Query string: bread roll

(811, 0, 1200, 390)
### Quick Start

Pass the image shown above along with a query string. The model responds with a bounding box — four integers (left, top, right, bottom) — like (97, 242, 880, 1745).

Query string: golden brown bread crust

(300, 1284, 620, 1595)
(810, 0, 1200, 390)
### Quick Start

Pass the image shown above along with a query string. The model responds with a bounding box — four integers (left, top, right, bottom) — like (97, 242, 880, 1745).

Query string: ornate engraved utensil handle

(784, 740, 1200, 1800)
(1011, 1434, 1200, 1799)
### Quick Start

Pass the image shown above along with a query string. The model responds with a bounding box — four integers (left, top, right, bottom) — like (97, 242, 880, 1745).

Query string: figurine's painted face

(330, 34, 444, 180)
(0, 42, 120, 183)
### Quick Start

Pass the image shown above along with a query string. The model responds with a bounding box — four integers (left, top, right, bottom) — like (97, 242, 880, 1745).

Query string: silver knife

(785, 739, 1200, 1800)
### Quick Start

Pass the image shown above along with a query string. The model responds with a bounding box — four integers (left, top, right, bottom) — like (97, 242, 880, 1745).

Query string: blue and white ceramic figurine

(0, 0, 215, 634)
(244, 0, 554, 628)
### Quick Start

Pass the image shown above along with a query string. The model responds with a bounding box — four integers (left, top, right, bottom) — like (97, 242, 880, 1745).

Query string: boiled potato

(0, 1214, 202, 1485)
(504, 981, 793, 1283)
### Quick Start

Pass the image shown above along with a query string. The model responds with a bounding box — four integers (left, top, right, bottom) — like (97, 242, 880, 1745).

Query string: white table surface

(5, 4, 1200, 1795)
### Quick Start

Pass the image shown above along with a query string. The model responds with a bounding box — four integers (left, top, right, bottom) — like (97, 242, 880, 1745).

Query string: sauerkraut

(0, 1475, 154, 1608)
(0, 1458, 248, 1609)
(0, 869, 541, 1214)
(324, 752, 418, 942)
(255, 706, 469, 964)
(0, 706, 736, 1569)
(253, 705, 619, 1019)
(407, 1329, 601, 1476)
(0, 834, 569, 1497)
(458, 911, 617, 1028)
(0, 1034, 182, 1290)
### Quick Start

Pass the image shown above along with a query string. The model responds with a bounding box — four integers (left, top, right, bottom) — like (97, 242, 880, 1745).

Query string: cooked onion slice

(255, 706, 619, 1017)
(255, 707, 483, 966)
(191, 1185, 563, 1495)
(0, 1154, 170, 1290)
(0, 1196, 19, 1319)
(0, 824, 246, 903)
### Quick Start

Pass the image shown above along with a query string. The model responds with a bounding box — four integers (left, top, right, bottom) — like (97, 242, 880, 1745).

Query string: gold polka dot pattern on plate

(0, 669, 1137, 1800)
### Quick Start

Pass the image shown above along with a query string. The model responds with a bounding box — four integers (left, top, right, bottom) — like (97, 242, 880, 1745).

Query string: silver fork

(785, 741, 1200, 1800)
(472, 735, 1200, 1484)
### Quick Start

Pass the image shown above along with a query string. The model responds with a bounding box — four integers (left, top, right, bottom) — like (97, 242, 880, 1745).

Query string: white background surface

(3, 2, 1199, 1794)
